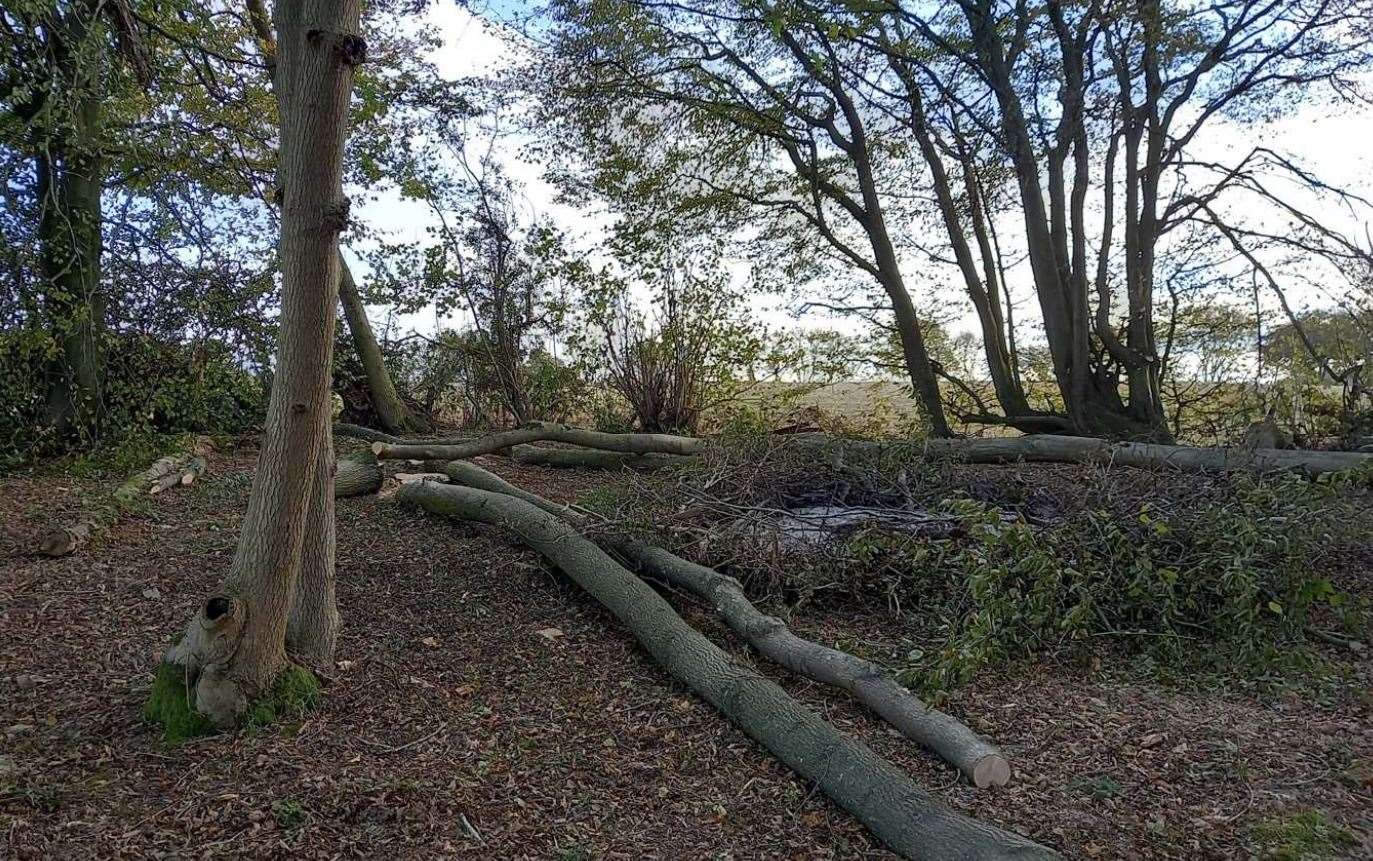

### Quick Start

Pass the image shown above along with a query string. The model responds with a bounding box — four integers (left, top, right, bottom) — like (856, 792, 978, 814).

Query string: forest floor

(2, 436, 1371, 860)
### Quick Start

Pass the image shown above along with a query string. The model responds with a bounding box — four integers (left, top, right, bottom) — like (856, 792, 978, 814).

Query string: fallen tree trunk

(799, 434, 1373, 478)
(337, 254, 429, 435)
(375, 421, 707, 461)
(334, 449, 382, 498)
(333, 422, 477, 447)
(398, 479, 1053, 859)
(334, 422, 400, 444)
(38, 437, 214, 557)
(443, 461, 1010, 788)
(510, 445, 697, 472)
(373, 424, 548, 460)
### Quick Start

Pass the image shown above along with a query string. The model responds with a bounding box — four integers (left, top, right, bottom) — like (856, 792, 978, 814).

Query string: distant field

(716, 379, 932, 436)
(713, 378, 1353, 445)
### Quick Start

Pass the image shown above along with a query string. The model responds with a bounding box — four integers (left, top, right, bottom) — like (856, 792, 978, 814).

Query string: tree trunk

(337, 252, 427, 434)
(162, 0, 362, 726)
(374, 422, 707, 461)
(443, 461, 1011, 788)
(509, 445, 696, 471)
(290, 429, 340, 664)
(398, 480, 1055, 860)
(39, 83, 105, 440)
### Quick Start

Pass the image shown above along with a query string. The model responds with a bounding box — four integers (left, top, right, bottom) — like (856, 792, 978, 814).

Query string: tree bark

(374, 422, 707, 461)
(442, 461, 1011, 788)
(510, 445, 696, 471)
(38, 58, 105, 440)
(333, 447, 382, 498)
(290, 429, 340, 664)
(163, 0, 361, 726)
(398, 480, 1054, 859)
(337, 252, 428, 434)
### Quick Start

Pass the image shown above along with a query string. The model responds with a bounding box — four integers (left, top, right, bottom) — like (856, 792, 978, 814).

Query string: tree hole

(205, 596, 233, 620)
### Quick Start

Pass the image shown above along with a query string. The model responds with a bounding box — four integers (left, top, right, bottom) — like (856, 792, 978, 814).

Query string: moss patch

(142, 662, 320, 743)
(244, 664, 321, 729)
(142, 662, 215, 744)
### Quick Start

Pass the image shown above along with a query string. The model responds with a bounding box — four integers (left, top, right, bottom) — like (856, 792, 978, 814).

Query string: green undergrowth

(886, 473, 1370, 698)
(143, 662, 320, 744)
(1252, 810, 1357, 860)
(604, 436, 1372, 700)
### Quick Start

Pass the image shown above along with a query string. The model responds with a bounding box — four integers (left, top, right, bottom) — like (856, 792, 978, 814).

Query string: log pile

(369, 421, 1373, 856)
(371, 419, 1373, 477)
(358, 420, 1371, 855)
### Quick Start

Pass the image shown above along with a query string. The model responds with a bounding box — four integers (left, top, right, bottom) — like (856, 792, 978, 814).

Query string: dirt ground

(2, 437, 1371, 859)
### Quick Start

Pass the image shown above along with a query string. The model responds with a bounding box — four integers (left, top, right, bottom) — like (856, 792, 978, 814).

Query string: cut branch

(397, 479, 1054, 859)
(510, 445, 697, 472)
(374, 422, 707, 461)
(442, 461, 1012, 789)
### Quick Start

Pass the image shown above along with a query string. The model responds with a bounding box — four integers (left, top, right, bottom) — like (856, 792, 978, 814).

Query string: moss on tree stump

(143, 662, 321, 743)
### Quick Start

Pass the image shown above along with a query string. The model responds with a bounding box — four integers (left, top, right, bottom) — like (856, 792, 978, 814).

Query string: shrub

(896, 474, 1367, 696)
(0, 329, 263, 466)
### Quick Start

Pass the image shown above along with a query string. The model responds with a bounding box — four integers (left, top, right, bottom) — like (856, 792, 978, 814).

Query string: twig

(356, 722, 448, 753)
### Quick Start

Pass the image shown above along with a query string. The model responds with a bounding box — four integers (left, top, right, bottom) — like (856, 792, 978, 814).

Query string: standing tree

(530, 0, 954, 434)
(154, 0, 363, 726)
(530, 0, 1371, 440)
(245, 0, 427, 436)
(2, 0, 149, 440)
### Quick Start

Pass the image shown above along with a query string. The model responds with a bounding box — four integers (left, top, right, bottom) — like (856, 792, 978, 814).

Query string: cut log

(797, 434, 1373, 478)
(398, 479, 1055, 860)
(38, 437, 214, 557)
(374, 421, 707, 461)
(510, 445, 697, 472)
(38, 520, 98, 557)
(443, 460, 1010, 788)
(334, 449, 382, 498)
(150, 456, 207, 495)
(395, 471, 449, 484)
